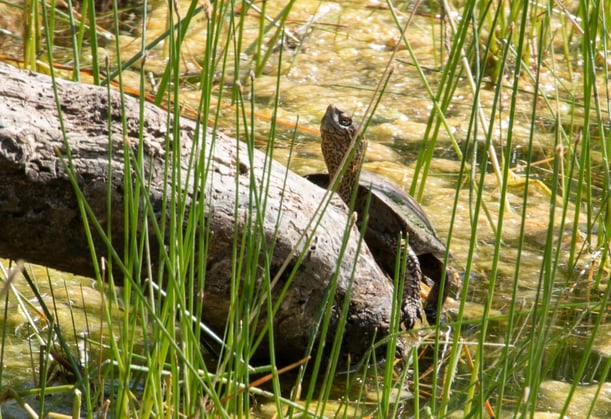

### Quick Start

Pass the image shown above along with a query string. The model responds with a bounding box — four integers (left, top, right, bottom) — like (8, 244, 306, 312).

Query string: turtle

(307, 104, 456, 330)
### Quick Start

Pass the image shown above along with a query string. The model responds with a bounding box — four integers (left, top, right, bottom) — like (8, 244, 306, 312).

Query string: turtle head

(320, 104, 364, 204)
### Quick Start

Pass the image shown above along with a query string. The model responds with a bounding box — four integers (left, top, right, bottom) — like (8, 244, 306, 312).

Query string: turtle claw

(400, 295, 424, 330)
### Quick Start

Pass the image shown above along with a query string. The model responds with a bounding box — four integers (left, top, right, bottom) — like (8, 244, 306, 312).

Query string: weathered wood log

(0, 62, 402, 361)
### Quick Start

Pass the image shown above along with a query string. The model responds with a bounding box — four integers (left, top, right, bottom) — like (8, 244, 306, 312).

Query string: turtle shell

(307, 171, 453, 323)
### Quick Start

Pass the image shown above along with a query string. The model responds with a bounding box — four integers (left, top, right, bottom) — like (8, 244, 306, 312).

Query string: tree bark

(0, 62, 402, 361)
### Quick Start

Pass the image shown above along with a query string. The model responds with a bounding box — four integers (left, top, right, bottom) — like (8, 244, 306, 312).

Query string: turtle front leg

(400, 245, 425, 330)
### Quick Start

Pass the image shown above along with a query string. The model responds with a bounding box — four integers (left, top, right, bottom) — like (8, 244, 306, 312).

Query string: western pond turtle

(308, 104, 456, 330)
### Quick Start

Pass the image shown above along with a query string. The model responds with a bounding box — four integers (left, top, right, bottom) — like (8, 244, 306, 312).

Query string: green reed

(23, 0, 40, 71)
(392, 0, 610, 417)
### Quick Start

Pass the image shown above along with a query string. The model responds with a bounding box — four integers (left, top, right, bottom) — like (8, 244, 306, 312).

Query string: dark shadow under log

(0, 62, 402, 361)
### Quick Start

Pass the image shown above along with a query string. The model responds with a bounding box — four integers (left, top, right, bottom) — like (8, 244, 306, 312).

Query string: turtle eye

(338, 114, 352, 127)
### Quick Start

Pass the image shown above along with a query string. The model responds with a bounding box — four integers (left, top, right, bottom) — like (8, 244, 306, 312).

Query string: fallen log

(0, 62, 402, 361)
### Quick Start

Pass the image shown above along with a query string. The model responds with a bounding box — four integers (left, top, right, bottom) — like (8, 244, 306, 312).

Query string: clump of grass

(393, 0, 610, 416)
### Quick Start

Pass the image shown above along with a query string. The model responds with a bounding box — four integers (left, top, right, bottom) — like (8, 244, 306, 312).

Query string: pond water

(0, 0, 609, 417)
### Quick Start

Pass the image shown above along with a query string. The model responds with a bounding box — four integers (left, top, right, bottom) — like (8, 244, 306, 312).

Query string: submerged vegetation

(0, 0, 609, 417)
